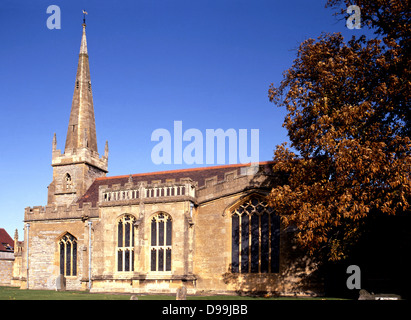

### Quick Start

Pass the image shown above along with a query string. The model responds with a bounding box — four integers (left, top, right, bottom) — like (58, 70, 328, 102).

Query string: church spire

(48, 16, 108, 206)
(64, 22, 98, 153)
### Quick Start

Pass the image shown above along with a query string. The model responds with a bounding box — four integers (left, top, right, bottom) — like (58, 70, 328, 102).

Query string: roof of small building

(0, 228, 14, 252)
(77, 161, 274, 207)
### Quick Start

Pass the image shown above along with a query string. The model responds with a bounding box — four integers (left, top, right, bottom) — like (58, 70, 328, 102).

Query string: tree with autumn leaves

(267, 0, 410, 261)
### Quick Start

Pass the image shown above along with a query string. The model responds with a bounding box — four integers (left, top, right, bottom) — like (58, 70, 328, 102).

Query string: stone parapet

(99, 179, 196, 205)
(52, 147, 108, 172)
(24, 202, 98, 222)
(196, 167, 272, 204)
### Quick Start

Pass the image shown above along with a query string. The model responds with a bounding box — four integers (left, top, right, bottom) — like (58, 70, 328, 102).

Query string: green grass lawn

(0, 286, 346, 300)
(0, 286, 129, 300)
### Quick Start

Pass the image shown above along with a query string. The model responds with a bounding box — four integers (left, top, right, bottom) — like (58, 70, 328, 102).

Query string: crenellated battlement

(48, 135, 108, 205)
(52, 146, 108, 172)
(196, 164, 272, 203)
(24, 201, 98, 222)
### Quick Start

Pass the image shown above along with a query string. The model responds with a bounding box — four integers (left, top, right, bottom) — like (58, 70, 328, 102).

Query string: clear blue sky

(0, 0, 368, 238)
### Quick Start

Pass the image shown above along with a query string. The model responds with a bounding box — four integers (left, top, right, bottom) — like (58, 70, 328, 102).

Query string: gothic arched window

(117, 215, 135, 272)
(231, 197, 280, 274)
(150, 213, 172, 272)
(59, 233, 77, 276)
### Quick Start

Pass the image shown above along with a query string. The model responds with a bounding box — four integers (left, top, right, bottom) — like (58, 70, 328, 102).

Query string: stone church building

(10, 23, 321, 295)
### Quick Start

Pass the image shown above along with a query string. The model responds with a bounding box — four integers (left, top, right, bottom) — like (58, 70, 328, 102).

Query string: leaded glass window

(231, 197, 280, 273)
(59, 233, 77, 276)
(117, 215, 135, 272)
(150, 213, 172, 272)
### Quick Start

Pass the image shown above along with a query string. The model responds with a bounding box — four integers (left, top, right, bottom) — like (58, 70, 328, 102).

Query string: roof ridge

(96, 161, 274, 181)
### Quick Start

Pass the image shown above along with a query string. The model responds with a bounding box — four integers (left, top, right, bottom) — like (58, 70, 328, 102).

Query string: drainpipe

(88, 221, 92, 291)
(25, 223, 30, 289)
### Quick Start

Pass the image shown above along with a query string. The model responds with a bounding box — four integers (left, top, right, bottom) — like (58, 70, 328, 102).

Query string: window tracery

(117, 215, 135, 272)
(150, 213, 172, 272)
(59, 233, 77, 276)
(231, 197, 280, 273)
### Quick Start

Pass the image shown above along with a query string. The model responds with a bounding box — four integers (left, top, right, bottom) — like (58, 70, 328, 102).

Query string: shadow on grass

(0, 286, 346, 300)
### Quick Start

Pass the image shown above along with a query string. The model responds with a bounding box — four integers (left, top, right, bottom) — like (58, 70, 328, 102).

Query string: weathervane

(83, 10, 88, 24)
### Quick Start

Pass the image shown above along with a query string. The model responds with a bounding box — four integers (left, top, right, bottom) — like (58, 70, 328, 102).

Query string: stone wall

(192, 171, 323, 296)
(0, 252, 14, 285)
(22, 220, 87, 291)
(193, 192, 322, 296)
(90, 199, 196, 293)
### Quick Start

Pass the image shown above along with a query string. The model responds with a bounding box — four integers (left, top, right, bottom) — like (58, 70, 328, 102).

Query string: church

(10, 22, 321, 295)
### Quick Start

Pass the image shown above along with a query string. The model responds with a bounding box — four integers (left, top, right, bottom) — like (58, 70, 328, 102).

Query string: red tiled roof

(0, 228, 14, 252)
(78, 162, 274, 207)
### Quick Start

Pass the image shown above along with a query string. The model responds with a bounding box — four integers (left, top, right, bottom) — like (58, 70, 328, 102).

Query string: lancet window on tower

(231, 197, 280, 274)
(65, 173, 73, 191)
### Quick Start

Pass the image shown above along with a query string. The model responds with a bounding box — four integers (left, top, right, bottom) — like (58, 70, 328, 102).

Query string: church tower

(48, 22, 108, 205)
